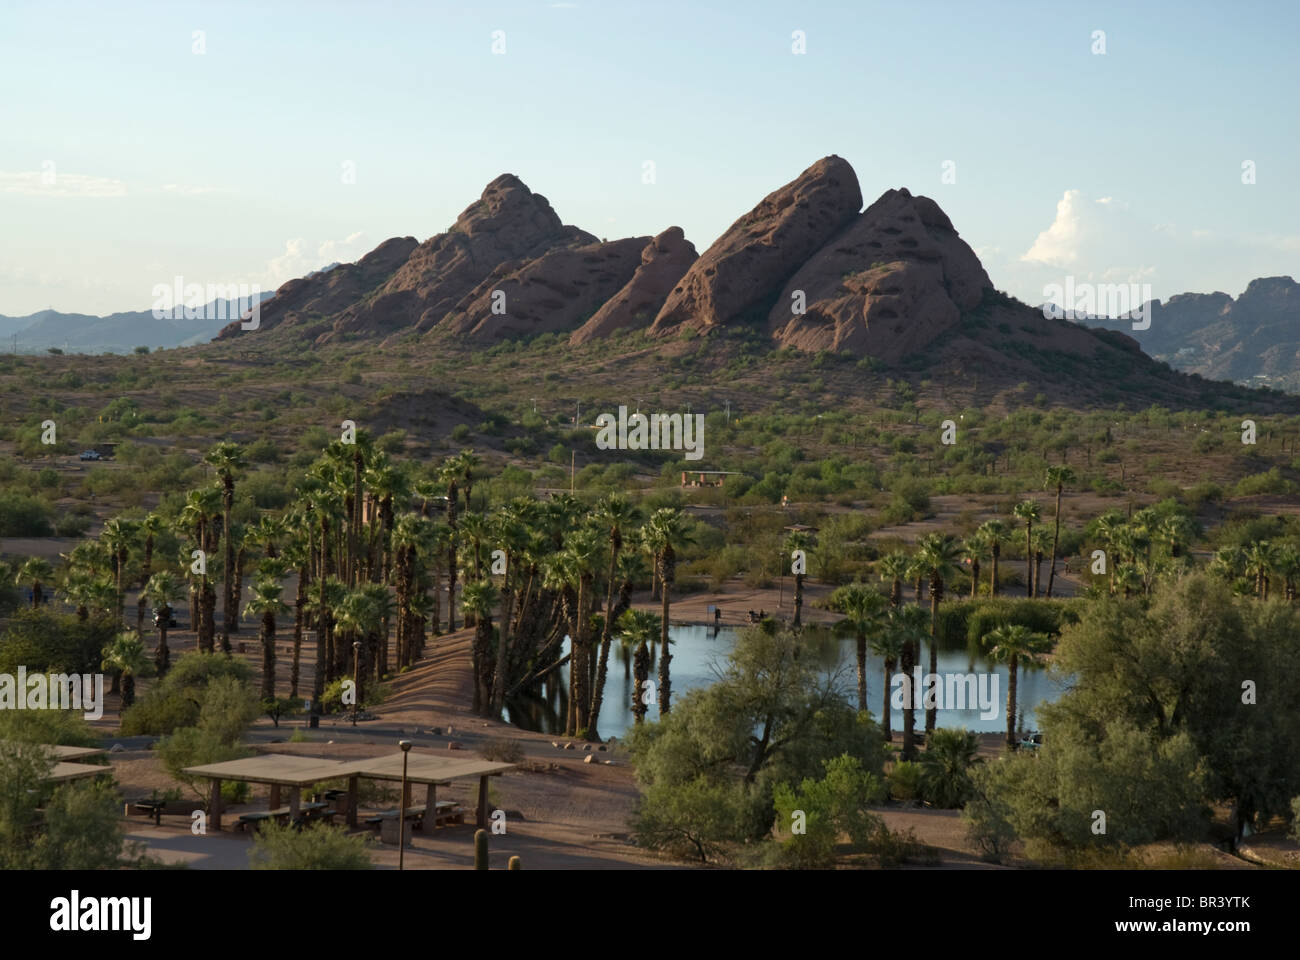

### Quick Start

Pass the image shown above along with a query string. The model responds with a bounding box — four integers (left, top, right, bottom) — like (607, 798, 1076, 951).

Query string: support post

(270, 784, 281, 809)
(346, 775, 358, 828)
(476, 775, 489, 827)
(209, 778, 222, 831)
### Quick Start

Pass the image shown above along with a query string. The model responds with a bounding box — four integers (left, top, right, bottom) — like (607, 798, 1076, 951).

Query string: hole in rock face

(877, 309, 899, 320)
(704, 267, 716, 276)
(882, 227, 903, 235)
(899, 238, 918, 248)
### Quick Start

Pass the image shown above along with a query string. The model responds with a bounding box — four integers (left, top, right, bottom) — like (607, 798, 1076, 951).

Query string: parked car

(78, 450, 102, 461)
(153, 611, 179, 628)
(1018, 732, 1043, 750)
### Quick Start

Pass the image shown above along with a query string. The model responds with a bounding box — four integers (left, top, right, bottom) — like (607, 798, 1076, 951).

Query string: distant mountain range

(0, 291, 275, 354)
(1083, 276, 1300, 389)
(212, 155, 1265, 407)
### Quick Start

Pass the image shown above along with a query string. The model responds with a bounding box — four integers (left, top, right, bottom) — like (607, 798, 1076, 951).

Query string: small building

(680, 470, 743, 488)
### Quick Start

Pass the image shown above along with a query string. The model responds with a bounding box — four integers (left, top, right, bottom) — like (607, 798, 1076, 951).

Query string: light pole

(398, 739, 411, 869)
(724, 399, 730, 425)
(351, 641, 361, 727)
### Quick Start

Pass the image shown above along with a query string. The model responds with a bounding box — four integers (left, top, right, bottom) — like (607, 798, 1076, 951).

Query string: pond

(506, 624, 1068, 739)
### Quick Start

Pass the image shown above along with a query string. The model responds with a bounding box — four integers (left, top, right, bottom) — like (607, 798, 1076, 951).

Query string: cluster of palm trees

(32, 435, 703, 741)
(1211, 539, 1300, 602)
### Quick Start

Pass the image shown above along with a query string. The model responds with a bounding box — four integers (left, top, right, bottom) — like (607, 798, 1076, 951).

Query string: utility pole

(724, 399, 730, 425)
(570, 450, 575, 493)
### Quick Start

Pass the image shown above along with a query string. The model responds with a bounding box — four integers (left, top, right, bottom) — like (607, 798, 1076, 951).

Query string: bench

(237, 807, 293, 831)
(431, 801, 464, 827)
(129, 799, 166, 826)
(364, 804, 427, 828)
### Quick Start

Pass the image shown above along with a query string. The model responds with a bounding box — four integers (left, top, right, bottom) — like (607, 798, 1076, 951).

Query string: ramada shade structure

(0, 743, 109, 782)
(183, 752, 514, 830)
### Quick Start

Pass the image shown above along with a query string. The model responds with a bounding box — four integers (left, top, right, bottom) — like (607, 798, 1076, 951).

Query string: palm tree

(890, 605, 931, 761)
(438, 457, 463, 630)
(1113, 561, 1141, 599)
(136, 512, 164, 634)
(1243, 541, 1276, 600)
(461, 580, 499, 716)
(877, 552, 908, 607)
(831, 583, 889, 715)
(559, 526, 601, 736)
(245, 571, 289, 700)
(619, 609, 661, 725)
(589, 494, 640, 741)
(143, 571, 183, 675)
(59, 570, 96, 621)
(1012, 500, 1041, 598)
(1158, 514, 1194, 559)
(15, 557, 54, 607)
(99, 516, 137, 625)
(335, 584, 381, 705)
(642, 508, 692, 717)
(1273, 543, 1299, 603)
(1030, 526, 1053, 598)
(978, 520, 1009, 596)
(985, 624, 1050, 749)
(456, 448, 483, 514)
(1094, 512, 1126, 594)
(916, 532, 962, 734)
(784, 529, 814, 629)
(205, 441, 246, 649)
(1043, 466, 1076, 598)
(920, 728, 981, 808)
(961, 532, 987, 599)
(101, 631, 150, 709)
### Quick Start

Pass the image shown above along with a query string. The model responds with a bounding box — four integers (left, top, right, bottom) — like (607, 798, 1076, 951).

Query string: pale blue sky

(1, 0, 1296, 316)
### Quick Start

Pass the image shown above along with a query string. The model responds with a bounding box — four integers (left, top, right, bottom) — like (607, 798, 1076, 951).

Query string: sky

(1, 0, 1297, 317)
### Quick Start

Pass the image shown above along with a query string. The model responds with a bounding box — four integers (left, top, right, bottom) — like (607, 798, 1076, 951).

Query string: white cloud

(0, 171, 127, 198)
(260, 233, 368, 289)
(1020, 189, 1083, 265)
(159, 184, 223, 196)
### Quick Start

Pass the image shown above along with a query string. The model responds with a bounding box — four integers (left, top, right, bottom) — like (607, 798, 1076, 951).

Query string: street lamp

(398, 739, 412, 869)
(351, 641, 361, 727)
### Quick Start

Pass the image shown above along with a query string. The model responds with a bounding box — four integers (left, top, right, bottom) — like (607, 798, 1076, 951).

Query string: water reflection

(506, 623, 1067, 739)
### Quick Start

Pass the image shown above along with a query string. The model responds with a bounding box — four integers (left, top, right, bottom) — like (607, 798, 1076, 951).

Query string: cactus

(474, 829, 489, 870)
(507, 855, 521, 871)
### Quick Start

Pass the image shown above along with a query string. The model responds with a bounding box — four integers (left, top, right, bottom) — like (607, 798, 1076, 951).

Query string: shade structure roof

(181, 753, 359, 787)
(0, 742, 107, 760)
(182, 751, 515, 788)
(333, 752, 514, 785)
(45, 761, 113, 783)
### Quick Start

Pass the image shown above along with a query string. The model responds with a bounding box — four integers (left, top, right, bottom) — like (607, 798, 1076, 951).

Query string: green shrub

(480, 738, 525, 764)
(887, 760, 923, 801)
(249, 821, 373, 870)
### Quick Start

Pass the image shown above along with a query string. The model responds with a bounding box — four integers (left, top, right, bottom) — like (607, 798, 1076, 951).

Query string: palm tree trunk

(900, 636, 916, 761)
(1005, 653, 1019, 749)
(260, 613, 276, 700)
(1024, 523, 1033, 598)
(881, 656, 895, 743)
(1046, 486, 1063, 598)
(990, 545, 1000, 596)
(657, 555, 673, 716)
(632, 641, 650, 725)
(927, 577, 940, 734)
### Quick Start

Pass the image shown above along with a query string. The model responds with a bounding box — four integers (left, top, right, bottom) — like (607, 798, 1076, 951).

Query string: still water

(506, 624, 1067, 739)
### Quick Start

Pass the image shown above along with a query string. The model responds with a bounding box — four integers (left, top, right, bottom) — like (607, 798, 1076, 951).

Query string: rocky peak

(649, 155, 863, 334)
